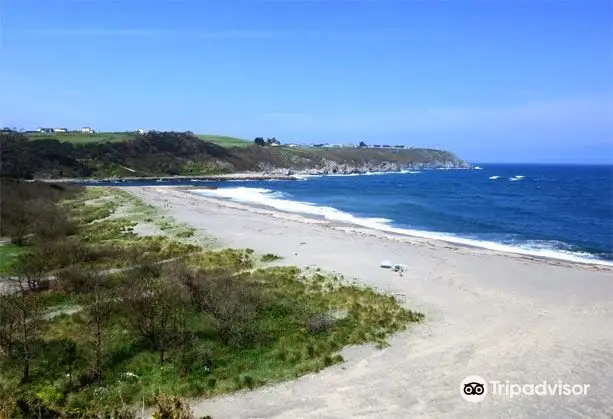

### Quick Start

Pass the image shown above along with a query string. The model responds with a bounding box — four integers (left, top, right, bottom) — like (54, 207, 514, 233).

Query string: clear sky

(1, 0, 612, 163)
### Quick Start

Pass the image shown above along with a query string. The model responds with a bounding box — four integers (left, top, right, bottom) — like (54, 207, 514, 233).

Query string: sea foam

(190, 187, 613, 267)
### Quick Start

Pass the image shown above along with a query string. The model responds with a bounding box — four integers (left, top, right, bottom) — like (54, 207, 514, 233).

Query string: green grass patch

(196, 135, 250, 148)
(0, 244, 25, 273)
(27, 132, 136, 144)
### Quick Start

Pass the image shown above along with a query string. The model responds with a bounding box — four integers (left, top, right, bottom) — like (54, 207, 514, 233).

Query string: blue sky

(1, 0, 612, 163)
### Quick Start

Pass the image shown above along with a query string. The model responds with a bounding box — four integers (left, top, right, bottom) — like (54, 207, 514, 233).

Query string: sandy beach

(127, 186, 613, 419)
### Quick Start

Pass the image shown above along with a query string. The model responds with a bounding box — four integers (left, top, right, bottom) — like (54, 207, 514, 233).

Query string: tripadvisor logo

(460, 375, 590, 402)
(461, 375, 487, 403)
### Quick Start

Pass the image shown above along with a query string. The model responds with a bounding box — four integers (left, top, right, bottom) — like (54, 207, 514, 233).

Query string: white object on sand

(392, 264, 408, 273)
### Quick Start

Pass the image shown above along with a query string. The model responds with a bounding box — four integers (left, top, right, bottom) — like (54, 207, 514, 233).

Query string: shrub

(151, 395, 195, 419)
(175, 229, 195, 238)
(305, 313, 334, 335)
(261, 253, 281, 262)
(0, 379, 18, 419)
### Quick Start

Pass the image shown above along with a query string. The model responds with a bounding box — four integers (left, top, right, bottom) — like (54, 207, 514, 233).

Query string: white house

(54, 128, 68, 133)
(80, 127, 94, 134)
(137, 129, 146, 135)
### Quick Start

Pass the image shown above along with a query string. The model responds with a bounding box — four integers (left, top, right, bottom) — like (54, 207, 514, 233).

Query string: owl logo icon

(460, 375, 488, 402)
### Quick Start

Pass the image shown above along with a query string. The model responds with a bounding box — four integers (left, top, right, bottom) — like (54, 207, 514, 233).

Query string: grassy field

(196, 135, 251, 147)
(27, 132, 137, 144)
(25, 132, 251, 147)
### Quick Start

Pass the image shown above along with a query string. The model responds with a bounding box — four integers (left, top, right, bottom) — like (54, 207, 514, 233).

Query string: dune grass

(0, 186, 423, 416)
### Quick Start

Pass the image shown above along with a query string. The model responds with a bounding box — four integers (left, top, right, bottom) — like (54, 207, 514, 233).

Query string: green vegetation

(261, 253, 282, 262)
(196, 135, 250, 148)
(26, 131, 249, 148)
(1, 130, 467, 179)
(0, 244, 25, 274)
(0, 181, 423, 417)
(27, 132, 136, 144)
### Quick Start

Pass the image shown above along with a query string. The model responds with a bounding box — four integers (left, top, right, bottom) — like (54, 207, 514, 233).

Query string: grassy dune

(0, 184, 423, 417)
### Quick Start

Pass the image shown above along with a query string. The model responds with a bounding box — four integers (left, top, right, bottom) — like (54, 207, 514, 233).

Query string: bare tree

(0, 295, 19, 357)
(0, 276, 43, 382)
(82, 271, 115, 380)
(124, 266, 190, 364)
(11, 251, 47, 292)
(173, 264, 263, 345)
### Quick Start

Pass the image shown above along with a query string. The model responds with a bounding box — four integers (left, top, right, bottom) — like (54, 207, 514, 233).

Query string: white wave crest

(191, 187, 392, 227)
(489, 176, 500, 180)
(190, 187, 612, 267)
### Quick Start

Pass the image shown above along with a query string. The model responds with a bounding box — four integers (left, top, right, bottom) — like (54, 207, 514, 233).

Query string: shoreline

(124, 185, 613, 418)
(34, 172, 299, 183)
(32, 166, 475, 184)
(180, 186, 612, 271)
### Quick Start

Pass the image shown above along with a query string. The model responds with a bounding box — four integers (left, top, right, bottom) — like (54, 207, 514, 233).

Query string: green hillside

(196, 135, 251, 147)
(1, 130, 470, 179)
(26, 131, 250, 147)
(27, 131, 136, 144)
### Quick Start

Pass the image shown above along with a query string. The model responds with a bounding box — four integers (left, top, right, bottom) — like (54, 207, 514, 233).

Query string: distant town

(1, 126, 435, 150)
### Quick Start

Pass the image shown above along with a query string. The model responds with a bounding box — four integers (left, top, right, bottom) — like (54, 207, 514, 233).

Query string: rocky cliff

(256, 148, 471, 175)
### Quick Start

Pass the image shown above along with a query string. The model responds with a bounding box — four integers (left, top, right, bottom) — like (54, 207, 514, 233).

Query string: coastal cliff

(1, 131, 470, 179)
(258, 149, 470, 175)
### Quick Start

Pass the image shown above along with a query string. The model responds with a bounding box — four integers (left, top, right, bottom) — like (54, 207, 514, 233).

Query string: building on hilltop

(37, 127, 54, 133)
(54, 128, 68, 133)
(80, 127, 94, 134)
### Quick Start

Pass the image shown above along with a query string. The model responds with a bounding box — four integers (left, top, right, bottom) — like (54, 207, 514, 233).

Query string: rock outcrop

(257, 150, 471, 176)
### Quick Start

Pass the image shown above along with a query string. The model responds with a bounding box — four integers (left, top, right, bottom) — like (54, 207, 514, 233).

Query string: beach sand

(127, 186, 613, 419)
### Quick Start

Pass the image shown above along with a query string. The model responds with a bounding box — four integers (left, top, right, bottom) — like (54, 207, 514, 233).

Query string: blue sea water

(90, 164, 613, 265)
(187, 164, 613, 265)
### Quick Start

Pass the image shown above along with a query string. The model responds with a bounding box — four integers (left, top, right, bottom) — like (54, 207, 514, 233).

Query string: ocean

(186, 164, 613, 266)
(83, 164, 613, 265)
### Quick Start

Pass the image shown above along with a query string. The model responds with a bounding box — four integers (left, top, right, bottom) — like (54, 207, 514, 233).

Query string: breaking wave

(190, 186, 612, 266)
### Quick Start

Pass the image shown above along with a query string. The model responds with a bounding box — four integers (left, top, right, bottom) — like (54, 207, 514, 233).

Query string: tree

(175, 265, 264, 345)
(253, 137, 265, 146)
(124, 267, 190, 364)
(0, 276, 43, 382)
(82, 271, 115, 380)
(359, 141, 367, 148)
(0, 296, 19, 357)
(55, 338, 80, 388)
(11, 251, 47, 292)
